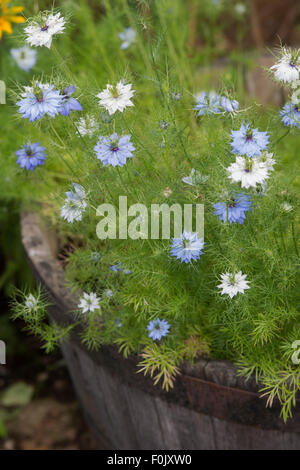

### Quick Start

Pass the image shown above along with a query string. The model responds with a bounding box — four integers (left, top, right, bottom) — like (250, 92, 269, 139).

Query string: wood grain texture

(21, 212, 300, 450)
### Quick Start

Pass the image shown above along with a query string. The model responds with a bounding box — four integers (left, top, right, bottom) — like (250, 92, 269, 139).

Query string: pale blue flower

(213, 192, 252, 224)
(170, 231, 205, 264)
(10, 46, 37, 72)
(110, 263, 123, 272)
(220, 96, 239, 112)
(110, 262, 131, 274)
(65, 183, 86, 202)
(94, 133, 135, 167)
(147, 318, 170, 340)
(59, 86, 83, 116)
(17, 83, 63, 122)
(118, 27, 136, 49)
(230, 122, 269, 157)
(280, 103, 300, 129)
(194, 92, 221, 115)
(171, 92, 181, 101)
(16, 141, 46, 171)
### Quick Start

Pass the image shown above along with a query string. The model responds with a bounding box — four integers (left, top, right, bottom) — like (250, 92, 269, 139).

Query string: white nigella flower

(255, 181, 267, 197)
(25, 12, 66, 49)
(10, 46, 37, 72)
(97, 81, 135, 115)
(104, 289, 113, 298)
(218, 271, 250, 298)
(182, 168, 209, 186)
(118, 27, 136, 50)
(227, 155, 275, 189)
(20, 82, 51, 97)
(258, 152, 276, 171)
(60, 183, 87, 223)
(78, 292, 100, 314)
(25, 294, 38, 310)
(271, 50, 300, 84)
(162, 187, 172, 197)
(76, 115, 98, 137)
(282, 202, 293, 212)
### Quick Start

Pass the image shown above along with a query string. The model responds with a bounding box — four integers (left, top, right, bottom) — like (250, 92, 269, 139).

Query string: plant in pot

(6, 2, 300, 450)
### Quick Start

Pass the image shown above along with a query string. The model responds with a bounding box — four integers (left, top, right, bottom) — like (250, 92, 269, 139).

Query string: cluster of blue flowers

(110, 262, 131, 274)
(13, 14, 275, 343)
(168, 119, 268, 269)
(194, 92, 239, 116)
(15, 83, 82, 170)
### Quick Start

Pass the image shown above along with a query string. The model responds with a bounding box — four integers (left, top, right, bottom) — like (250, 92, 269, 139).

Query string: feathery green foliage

(4, 0, 300, 421)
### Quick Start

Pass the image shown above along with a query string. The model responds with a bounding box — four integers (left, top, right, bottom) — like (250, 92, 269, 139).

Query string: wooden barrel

(21, 212, 300, 450)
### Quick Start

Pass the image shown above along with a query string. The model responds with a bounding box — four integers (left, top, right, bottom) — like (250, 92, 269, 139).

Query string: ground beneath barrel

(0, 315, 100, 450)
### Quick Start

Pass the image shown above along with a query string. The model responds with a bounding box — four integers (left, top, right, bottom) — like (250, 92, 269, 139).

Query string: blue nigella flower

(280, 102, 300, 129)
(65, 183, 86, 202)
(94, 133, 135, 167)
(15, 141, 46, 171)
(110, 262, 131, 274)
(147, 318, 170, 340)
(220, 96, 239, 113)
(194, 92, 221, 116)
(170, 231, 205, 264)
(59, 86, 83, 116)
(110, 263, 123, 272)
(213, 192, 252, 224)
(16, 83, 63, 122)
(118, 27, 136, 50)
(230, 122, 269, 157)
(171, 92, 181, 101)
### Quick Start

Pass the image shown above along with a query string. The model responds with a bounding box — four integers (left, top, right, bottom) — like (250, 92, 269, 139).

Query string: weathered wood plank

(60, 342, 113, 448)
(93, 366, 140, 449)
(120, 384, 165, 450)
(211, 416, 300, 450)
(154, 397, 216, 450)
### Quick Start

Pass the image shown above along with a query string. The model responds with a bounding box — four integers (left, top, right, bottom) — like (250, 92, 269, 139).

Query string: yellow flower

(0, 0, 25, 39)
